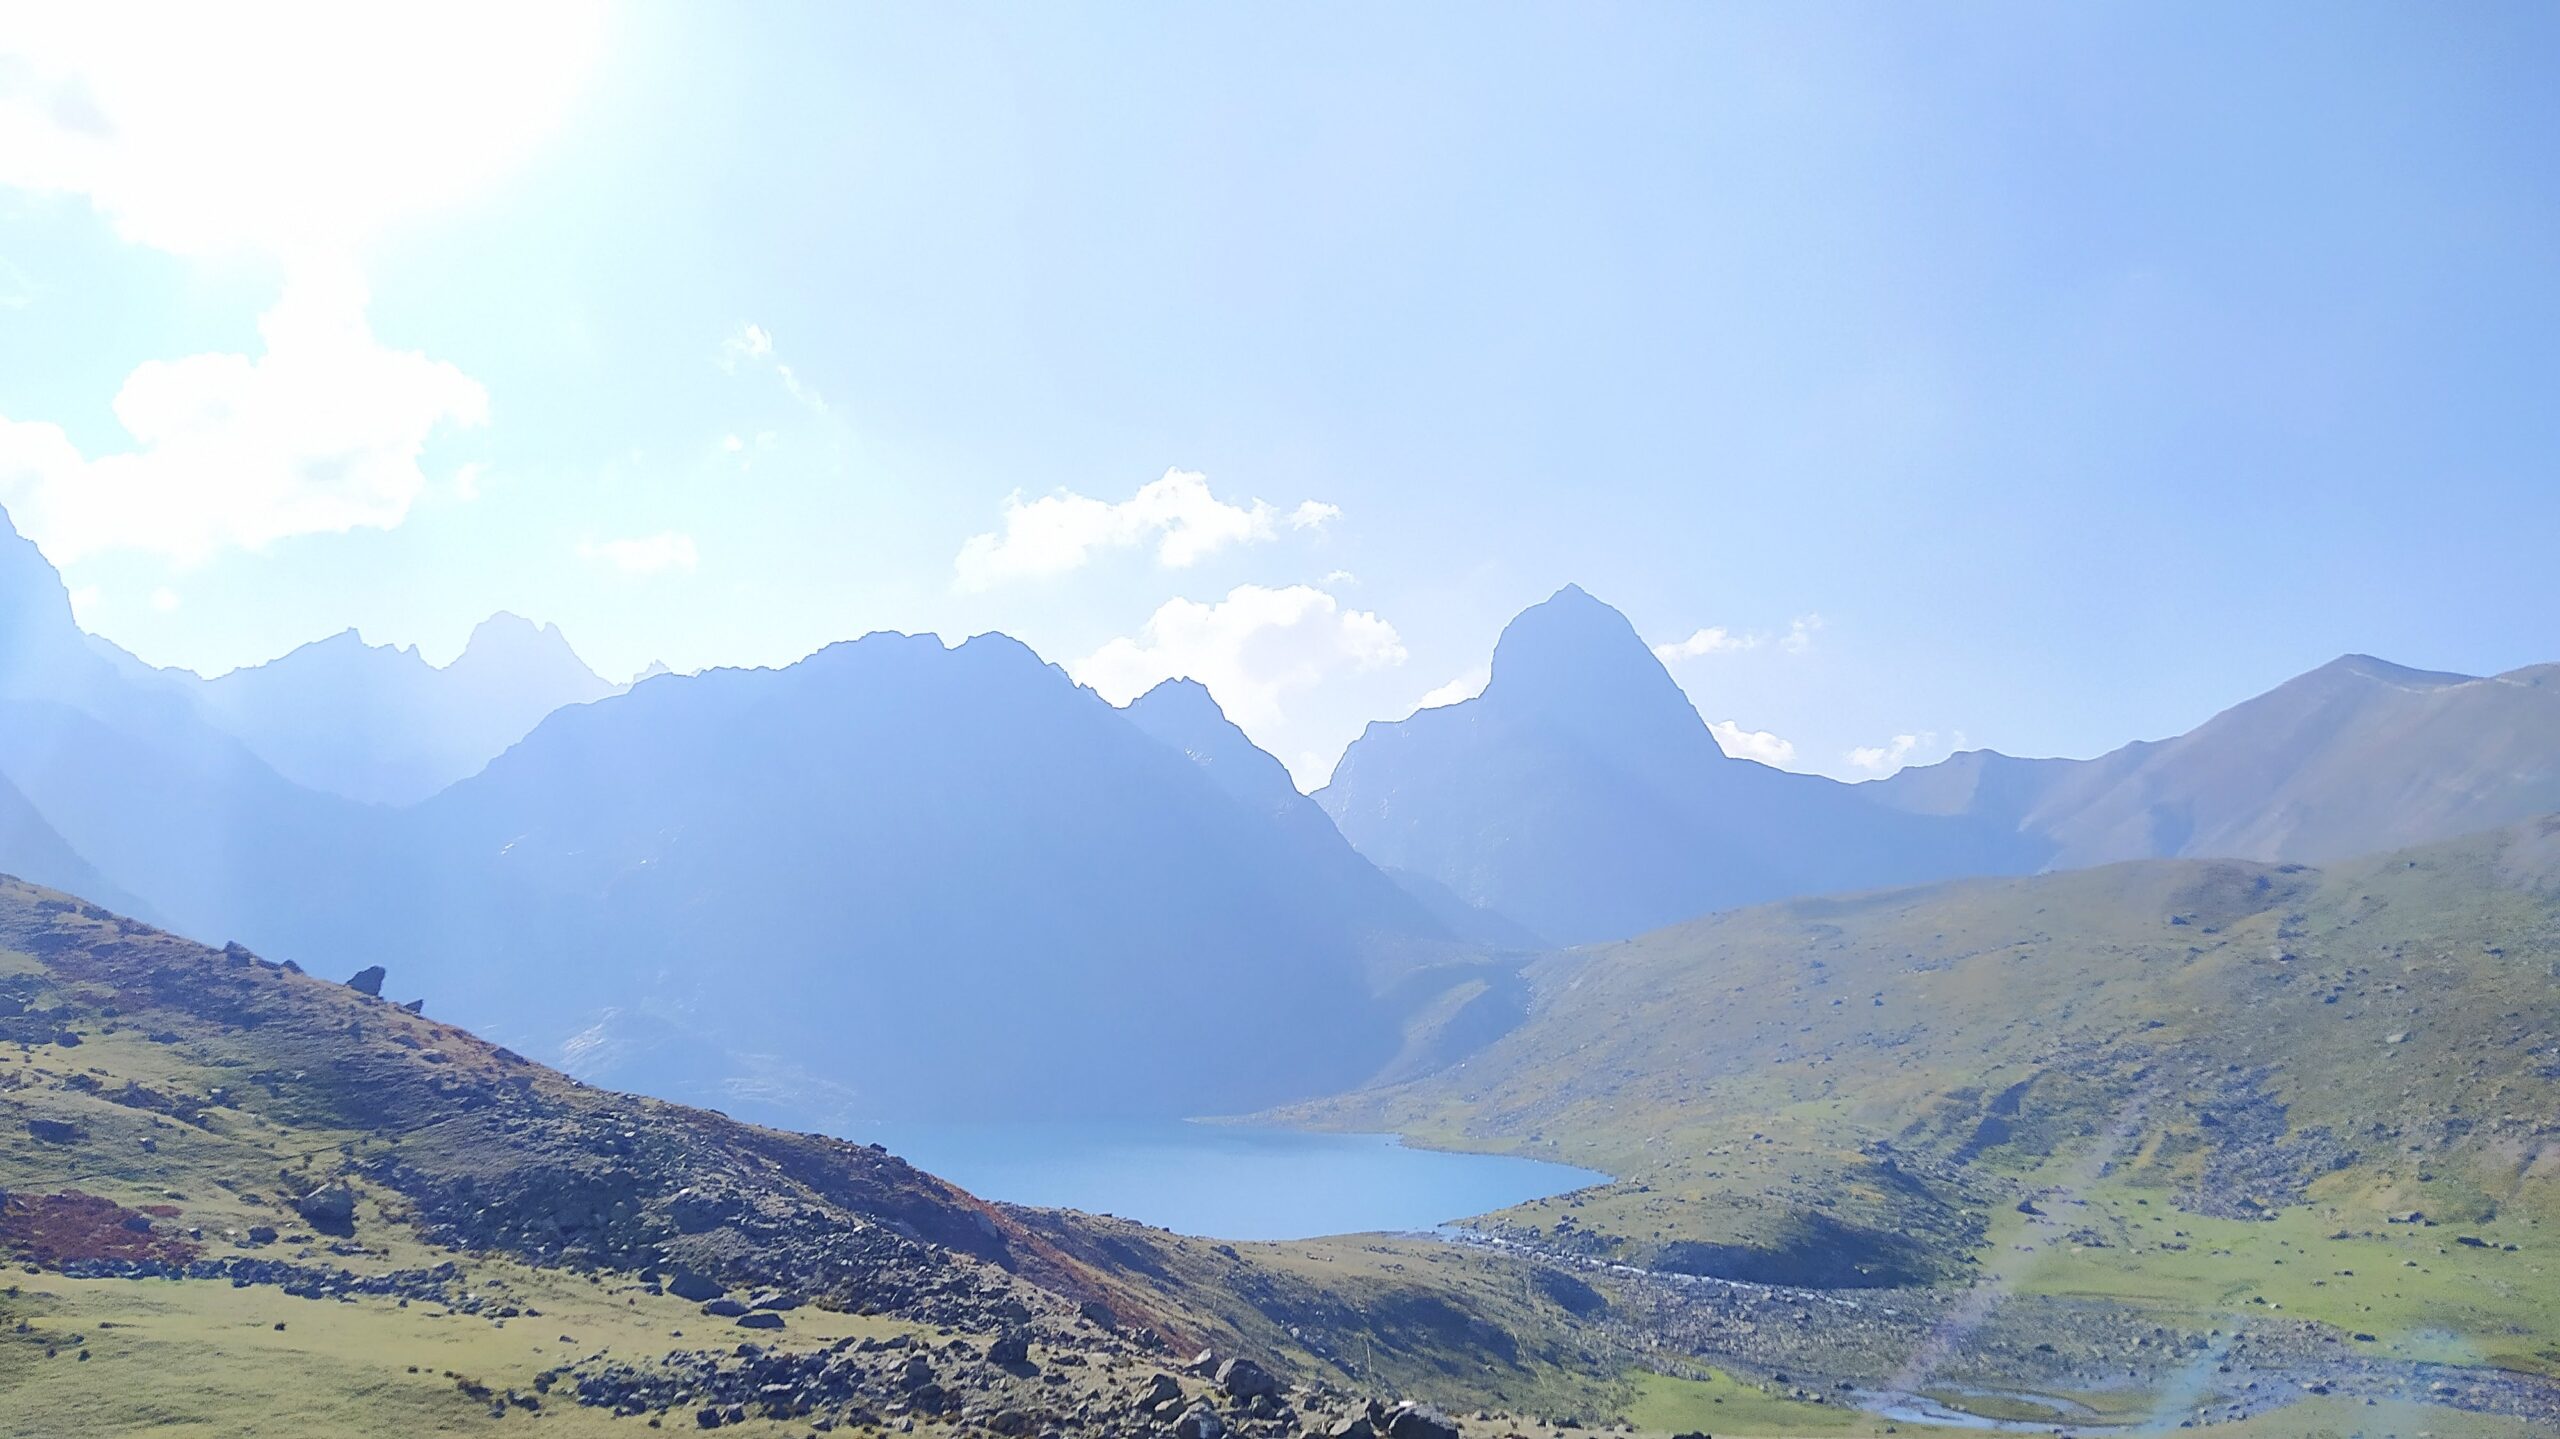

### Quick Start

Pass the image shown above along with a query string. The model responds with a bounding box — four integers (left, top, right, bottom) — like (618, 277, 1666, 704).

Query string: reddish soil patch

(0, 1190, 200, 1267)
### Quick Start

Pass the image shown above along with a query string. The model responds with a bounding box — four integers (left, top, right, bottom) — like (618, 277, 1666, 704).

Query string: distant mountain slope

(1316, 586, 2043, 946)
(1288, 818, 2560, 1300)
(188, 614, 618, 805)
(0, 771, 140, 916)
(1868, 653, 2560, 867)
(247, 634, 1479, 1125)
(0, 504, 1491, 1128)
(0, 510, 374, 936)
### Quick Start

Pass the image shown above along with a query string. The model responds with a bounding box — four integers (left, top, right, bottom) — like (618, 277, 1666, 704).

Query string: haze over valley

(4, 6, 2558, 1437)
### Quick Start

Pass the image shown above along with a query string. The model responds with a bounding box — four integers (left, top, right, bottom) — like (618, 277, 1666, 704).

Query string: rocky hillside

(0, 874, 1624, 1437)
(1287, 818, 2560, 1299)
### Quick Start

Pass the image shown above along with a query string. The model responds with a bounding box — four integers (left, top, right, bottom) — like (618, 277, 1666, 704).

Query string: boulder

(1173, 1401, 1226, 1439)
(346, 965, 387, 997)
(1135, 1373, 1184, 1414)
(986, 1329, 1032, 1367)
(1328, 1415, 1377, 1439)
(1214, 1357, 1279, 1401)
(1386, 1405, 1462, 1439)
(295, 1181, 357, 1229)
(25, 1118, 82, 1144)
(667, 1271, 724, 1302)
(701, 1299, 749, 1318)
(734, 1311, 785, 1330)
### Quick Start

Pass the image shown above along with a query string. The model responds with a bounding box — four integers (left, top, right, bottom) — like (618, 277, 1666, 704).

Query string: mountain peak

(1481, 584, 1709, 743)
(461, 610, 565, 656)
(449, 612, 612, 700)
(2303, 653, 2474, 689)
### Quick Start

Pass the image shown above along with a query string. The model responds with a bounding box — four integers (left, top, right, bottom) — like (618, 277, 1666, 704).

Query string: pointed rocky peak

(447, 612, 614, 702)
(632, 660, 675, 685)
(1122, 680, 1345, 834)
(1478, 584, 1716, 757)
(1123, 678, 1278, 777)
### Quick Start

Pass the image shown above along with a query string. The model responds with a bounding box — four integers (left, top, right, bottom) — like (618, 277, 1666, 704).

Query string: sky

(1, 2, 2555, 788)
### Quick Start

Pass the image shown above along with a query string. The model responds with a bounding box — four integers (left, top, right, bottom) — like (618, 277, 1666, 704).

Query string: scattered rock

(1173, 1400, 1226, 1439)
(1386, 1404, 1463, 1439)
(1214, 1356, 1279, 1400)
(346, 966, 386, 997)
(294, 1182, 357, 1232)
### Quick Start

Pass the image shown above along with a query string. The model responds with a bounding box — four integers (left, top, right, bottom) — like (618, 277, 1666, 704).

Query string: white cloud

(1073, 584, 1406, 737)
(579, 532, 699, 575)
(0, 264, 490, 563)
(718, 322, 826, 413)
(0, 6, 598, 564)
(1414, 667, 1490, 712)
(1846, 731, 1938, 776)
(955, 468, 1338, 590)
(1654, 626, 1756, 661)
(1710, 719, 1797, 767)
(1653, 612, 1825, 663)
(0, 4, 604, 259)
(148, 586, 179, 613)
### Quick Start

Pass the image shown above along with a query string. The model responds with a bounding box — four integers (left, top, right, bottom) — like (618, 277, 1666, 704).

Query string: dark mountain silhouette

(241, 635, 1478, 1124)
(0, 507, 1477, 1125)
(1316, 585, 2042, 945)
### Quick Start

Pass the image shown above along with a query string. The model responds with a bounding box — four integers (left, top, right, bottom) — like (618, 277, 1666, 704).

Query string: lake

(854, 1121, 1607, 1241)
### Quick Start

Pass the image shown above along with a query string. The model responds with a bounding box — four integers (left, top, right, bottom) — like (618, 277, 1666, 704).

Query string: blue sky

(3, 3, 2555, 786)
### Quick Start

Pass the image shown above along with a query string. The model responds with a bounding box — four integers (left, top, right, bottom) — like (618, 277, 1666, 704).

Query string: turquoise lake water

(855, 1121, 1606, 1241)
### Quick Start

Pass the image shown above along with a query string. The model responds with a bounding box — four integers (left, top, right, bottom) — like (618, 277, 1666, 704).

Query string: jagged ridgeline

(0, 877, 1618, 1436)
(0, 505, 1498, 1129)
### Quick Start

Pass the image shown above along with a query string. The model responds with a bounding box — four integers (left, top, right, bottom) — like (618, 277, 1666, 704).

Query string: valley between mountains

(5, 502, 2560, 1436)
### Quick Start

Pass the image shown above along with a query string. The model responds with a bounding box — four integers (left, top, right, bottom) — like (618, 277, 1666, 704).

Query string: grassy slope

(1279, 820, 2560, 1358)
(0, 872, 1695, 1435)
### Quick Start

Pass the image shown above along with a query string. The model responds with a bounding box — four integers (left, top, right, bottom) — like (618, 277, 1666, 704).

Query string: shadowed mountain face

(182, 614, 619, 806)
(1866, 653, 2560, 867)
(0, 507, 1472, 1127)
(0, 511, 373, 940)
(0, 771, 135, 916)
(1316, 586, 2044, 946)
(245, 635, 1472, 1125)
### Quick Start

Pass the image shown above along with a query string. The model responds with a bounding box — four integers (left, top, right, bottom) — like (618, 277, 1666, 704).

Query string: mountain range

(1320, 583, 2560, 948)
(1867, 650, 2560, 867)
(8, 499, 2560, 1129)
(0, 506, 1485, 1125)
(1317, 585, 2043, 946)
(147, 614, 618, 806)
